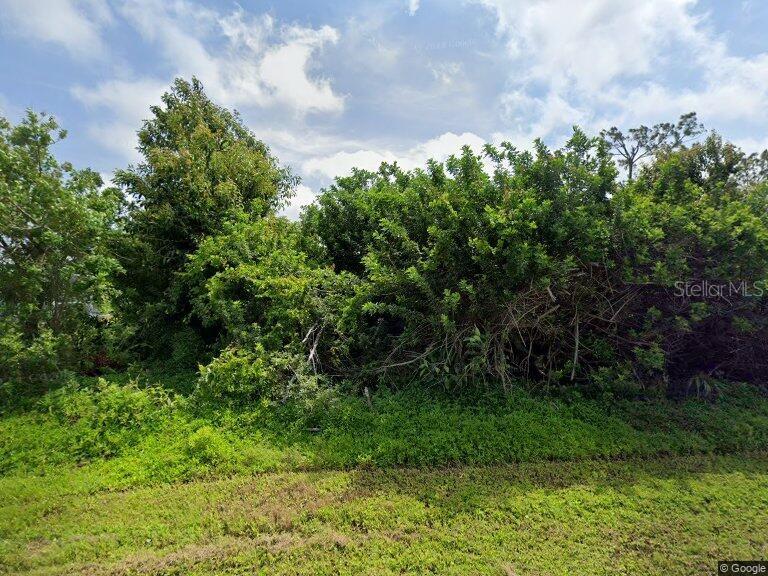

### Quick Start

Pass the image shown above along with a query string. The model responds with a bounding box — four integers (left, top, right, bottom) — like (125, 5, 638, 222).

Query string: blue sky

(2, 0, 768, 217)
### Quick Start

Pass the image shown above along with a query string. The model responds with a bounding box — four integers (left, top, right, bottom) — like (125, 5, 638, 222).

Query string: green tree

(115, 78, 297, 359)
(613, 134, 768, 389)
(0, 111, 122, 393)
(182, 215, 354, 402)
(601, 112, 704, 180)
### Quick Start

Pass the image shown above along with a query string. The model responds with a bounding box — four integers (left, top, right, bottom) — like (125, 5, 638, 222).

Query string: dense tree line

(2, 78, 768, 404)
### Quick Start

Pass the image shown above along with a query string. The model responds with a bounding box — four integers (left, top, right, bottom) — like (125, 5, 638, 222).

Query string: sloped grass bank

(1, 454, 767, 575)
(2, 375, 768, 574)
(2, 374, 768, 492)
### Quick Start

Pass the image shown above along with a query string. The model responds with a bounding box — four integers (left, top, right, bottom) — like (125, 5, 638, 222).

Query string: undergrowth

(1, 372, 768, 492)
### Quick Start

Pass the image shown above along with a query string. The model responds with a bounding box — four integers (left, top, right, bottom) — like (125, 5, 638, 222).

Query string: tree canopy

(2, 79, 768, 403)
(113, 78, 297, 358)
(601, 112, 704, 180)
(0, 111, 122, 390)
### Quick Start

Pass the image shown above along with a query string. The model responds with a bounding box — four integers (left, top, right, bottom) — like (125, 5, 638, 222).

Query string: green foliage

(39, 377, 174, 460)
(3, 373, 768, 484)
(197, 340, 277, 401)
(0, 372, 291, 479)
(298, 128, 768, 392)
(184, 425, 233, 465)
(114, 78, 297, 359)
(1, 374, 768, 574)
(182, 216, 330, 347)
(3, 81, 768, 400)
(0, 111, 122, 394)
(181, 215, 353, 403)
(198, 345, 329, 405)
(303, 132, 618, 388)
(614, 134, 768, 387)
(4, 80, 768, 576)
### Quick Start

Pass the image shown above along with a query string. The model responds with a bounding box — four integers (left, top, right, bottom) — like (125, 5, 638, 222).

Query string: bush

(197, 341, 329, 405)
(40, 377, 174, 459)
(299, 132, 768, 394)
(4, 86, 768, 401)
(184, 125, 768, 401)
(184, 425, 233, 465)
(197, 341, 276, 402)
(2, 373, 768, 485)
(183, 215, 353, 403)
(0, 323, 68, 404)
(613, 136, 768, 387)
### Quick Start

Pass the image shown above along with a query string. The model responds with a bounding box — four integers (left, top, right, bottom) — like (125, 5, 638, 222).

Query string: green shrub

(197, 341, 330, 405)
(40, 377, 174, 459)
(182, 214, 354, 404)
(0, 324, 68, 405)
(184, 425, 233, 465)
(197, 341, 276, 402)
(2, 374, 768, 486)
(3, 85, 768, 400)
(298, 131, 768, 394)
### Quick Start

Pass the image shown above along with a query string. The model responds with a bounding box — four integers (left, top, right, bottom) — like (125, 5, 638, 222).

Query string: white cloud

(303, 131, 487, 179)
(256, 127, 365, 161)
(71, 2, 343, 161)
(304, 149, 398, 179)
(474, 0, 699, 92)
(342, 12, 403, 72)
(408, 0, 421, 16)
(474, 0, 768, 138)
(604, 50, 768, 127)
(500, 89, 591, 142)
(279, 184, 317, 221)
(71, 78, 167, 162)
(117, 1, 343, 113)
(1, 0, 111, 59)
(259, 25, 344, 113)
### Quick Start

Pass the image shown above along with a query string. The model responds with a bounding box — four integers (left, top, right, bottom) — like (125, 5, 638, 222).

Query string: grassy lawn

(1, 454, 767, 575)
(3, 377, 768, 574)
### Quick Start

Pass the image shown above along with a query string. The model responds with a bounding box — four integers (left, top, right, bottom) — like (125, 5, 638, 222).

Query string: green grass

(2, 373, 768, 490)
(2, 374, 768, 574)
(1, 454, 767, 575)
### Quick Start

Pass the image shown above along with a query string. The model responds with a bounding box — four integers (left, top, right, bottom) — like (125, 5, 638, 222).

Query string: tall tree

(601, 112, 704, 180)
(0, 111, 121, 389)
(115, 78, 297, 357)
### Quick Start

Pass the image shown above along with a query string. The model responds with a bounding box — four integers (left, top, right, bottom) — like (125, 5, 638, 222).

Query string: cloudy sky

(2, 0, 768, 217)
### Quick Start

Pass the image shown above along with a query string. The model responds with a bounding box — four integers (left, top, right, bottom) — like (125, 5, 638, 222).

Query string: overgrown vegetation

(4, 78, 768, 405)
(0, 112, 123, 395)
(3, 76, 768, 574)
(2, 373, 768, 487)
